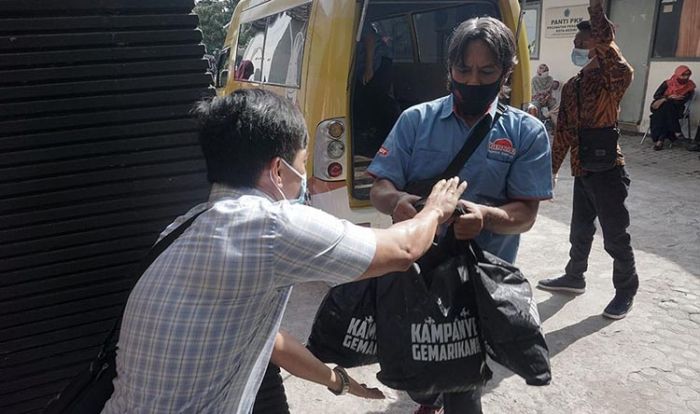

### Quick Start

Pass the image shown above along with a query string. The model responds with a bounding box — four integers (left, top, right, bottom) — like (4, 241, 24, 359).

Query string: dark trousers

(650, 101, 683, 142)
(410, 388, 483, 414)
(565, 166, 639, 295)
(252, 363, 290, 414)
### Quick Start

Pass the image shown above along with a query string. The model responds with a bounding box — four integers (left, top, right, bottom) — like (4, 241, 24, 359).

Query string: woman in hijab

(530, 64, 558, 124)
(650, 65, 695, 150)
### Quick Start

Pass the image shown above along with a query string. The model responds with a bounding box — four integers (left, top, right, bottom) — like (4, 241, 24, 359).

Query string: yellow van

(215, 0, 530, 227)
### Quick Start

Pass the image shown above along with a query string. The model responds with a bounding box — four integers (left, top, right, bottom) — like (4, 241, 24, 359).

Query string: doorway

(609, 0, 656, 127)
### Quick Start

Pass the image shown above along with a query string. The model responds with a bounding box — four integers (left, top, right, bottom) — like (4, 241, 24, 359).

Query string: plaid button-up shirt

(103, 185, 376, 414)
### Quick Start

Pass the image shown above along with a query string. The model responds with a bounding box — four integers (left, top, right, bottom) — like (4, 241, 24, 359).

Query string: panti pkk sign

(545, 5, 588, 38)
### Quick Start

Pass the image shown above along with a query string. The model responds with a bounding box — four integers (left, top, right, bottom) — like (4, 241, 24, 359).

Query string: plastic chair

(641, 91, 694, 144)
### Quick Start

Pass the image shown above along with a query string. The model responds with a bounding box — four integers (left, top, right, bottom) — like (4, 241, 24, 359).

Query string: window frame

(522, 2, 541, 60)
(650, 0, 700, 62)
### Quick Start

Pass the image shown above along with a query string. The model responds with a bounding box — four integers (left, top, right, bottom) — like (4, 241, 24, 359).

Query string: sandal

(653, 142, 663, 151)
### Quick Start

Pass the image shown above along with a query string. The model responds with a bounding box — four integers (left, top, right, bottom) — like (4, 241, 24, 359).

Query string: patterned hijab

(665, 65, 695, 97)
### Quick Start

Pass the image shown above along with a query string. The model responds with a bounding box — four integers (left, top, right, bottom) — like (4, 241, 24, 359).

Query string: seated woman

(528, 64, 558, 125)
(650, 65, 695, 150)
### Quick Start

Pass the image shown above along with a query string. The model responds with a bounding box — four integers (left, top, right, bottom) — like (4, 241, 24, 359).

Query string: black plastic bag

(465, 241, 552, 386)
(374, 238, 491, 394)
(307, 279, 378, 368)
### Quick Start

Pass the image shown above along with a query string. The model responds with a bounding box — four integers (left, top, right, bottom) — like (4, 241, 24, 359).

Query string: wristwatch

(328, 366, 350, 396)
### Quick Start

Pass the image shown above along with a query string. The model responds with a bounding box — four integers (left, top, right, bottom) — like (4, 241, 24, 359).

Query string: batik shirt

(552, 3, 633, 177)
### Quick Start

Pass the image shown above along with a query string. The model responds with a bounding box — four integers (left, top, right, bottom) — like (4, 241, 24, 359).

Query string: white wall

(641, 61, 700, 135)
(530, 0, 587, 89)
(531, 1, 699, 136)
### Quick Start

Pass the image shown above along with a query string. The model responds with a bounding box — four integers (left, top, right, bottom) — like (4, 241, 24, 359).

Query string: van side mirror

(218, 69, 229, 88)
(215, 48, 230, 88)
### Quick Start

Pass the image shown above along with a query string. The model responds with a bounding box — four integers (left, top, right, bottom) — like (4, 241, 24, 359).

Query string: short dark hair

(576, 20, 592, 32)
(193, 89, 308, 187)
(447, 17, 518, 80)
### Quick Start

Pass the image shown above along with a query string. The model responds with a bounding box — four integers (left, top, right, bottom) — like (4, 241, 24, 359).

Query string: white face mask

(571, 48, 592, 67)
(269, 158, 307, 204)
(540, 71, 550, 77)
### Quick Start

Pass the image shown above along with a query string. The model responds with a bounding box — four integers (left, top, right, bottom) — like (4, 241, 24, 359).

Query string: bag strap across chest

(440, 102, 507, 179)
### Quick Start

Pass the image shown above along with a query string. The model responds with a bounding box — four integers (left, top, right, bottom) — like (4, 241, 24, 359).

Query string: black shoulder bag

(44, 210, 206, 414)
(403, 103, 507, 198)
(575, 76, 619, 172)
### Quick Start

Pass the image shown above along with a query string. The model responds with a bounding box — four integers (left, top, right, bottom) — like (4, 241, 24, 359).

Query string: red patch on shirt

(377, 146, 389, 156)
(488, 138, 517, 156)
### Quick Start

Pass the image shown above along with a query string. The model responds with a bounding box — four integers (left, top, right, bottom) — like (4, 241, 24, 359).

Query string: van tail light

(313, 118, 347, 181)
(327, 162, 343, 178)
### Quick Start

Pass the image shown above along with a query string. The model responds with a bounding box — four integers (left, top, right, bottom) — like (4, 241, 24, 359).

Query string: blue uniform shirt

(368, 94, 553, 263)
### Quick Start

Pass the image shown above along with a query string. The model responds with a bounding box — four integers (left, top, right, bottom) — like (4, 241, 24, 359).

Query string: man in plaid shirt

(102, 89, 466, 414)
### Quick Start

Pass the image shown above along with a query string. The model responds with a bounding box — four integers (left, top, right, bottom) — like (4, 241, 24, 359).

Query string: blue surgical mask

(271, 158, 307, 204)
(571, 48, 592, 67)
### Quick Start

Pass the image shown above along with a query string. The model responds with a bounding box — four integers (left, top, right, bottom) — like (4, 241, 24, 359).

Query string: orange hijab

(665, 65, 696, 97)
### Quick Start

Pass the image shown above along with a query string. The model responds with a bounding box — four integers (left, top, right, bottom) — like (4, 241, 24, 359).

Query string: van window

(235, 18, 266, 82)
(414, 3, 499, 63)
(234, 3, 311, 87)
(372, 17, 413, 63)
(263, 3, 311, 87)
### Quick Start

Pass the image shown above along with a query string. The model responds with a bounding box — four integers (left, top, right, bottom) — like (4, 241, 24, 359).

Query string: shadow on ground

(544, 137, 700, 279)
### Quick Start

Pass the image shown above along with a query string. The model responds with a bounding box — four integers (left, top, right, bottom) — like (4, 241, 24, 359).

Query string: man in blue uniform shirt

(368, 17, 553, 413)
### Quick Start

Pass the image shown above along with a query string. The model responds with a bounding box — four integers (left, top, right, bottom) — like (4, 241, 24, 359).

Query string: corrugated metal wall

(0, 1, 213, 412)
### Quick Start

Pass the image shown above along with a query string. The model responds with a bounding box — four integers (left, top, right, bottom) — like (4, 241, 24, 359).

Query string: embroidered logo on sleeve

(377, 146, 389, 156)
(488, 138, 517, 157)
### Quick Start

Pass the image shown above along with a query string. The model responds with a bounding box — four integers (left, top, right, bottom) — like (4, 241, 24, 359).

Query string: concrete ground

(280, 134, 700, 414)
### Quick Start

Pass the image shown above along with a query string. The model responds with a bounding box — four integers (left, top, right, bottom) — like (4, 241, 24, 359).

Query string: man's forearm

(481, 200, 540, 235)
(361, 207, 441, 278)
(551, 131, 571, 176)
(589, 0, 613, 44)
(271, 331, 338, 390)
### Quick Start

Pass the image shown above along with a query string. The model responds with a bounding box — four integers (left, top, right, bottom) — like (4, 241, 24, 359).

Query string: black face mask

(451, 79, 501, 117)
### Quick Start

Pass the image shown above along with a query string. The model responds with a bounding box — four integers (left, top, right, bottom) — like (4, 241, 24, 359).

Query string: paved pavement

(280, 134, 700, 413)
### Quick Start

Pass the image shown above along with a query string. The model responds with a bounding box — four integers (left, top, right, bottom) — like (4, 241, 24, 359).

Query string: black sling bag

(45, 209, 207, 414)
(575, 76, 619, 172)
